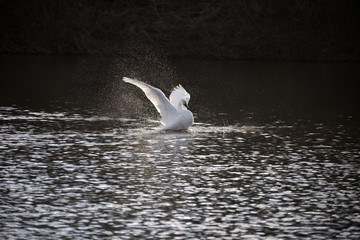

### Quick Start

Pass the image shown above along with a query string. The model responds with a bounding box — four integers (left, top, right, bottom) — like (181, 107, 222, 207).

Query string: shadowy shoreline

(1, 1, 359, 62)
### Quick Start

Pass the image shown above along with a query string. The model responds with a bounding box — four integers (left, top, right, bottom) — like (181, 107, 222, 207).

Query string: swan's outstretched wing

(123, 77, 177, 124)
(169, 85, 190, 107)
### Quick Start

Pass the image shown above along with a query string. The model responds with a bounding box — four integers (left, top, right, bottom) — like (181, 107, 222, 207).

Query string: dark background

(1, 0, 359, 61)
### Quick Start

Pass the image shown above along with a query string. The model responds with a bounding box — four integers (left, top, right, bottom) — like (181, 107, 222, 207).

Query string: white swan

(123, 77, 194, 130)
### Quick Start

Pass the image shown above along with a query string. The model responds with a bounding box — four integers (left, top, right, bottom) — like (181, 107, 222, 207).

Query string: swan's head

(180, 98, 190, 110)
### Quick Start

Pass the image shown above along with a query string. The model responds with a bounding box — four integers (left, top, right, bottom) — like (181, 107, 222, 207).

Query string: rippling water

(1, 104, 359, 239)
(1, 56, 360, 239)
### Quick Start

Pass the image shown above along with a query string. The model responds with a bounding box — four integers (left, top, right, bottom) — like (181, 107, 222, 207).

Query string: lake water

(1, 55, 359, 239)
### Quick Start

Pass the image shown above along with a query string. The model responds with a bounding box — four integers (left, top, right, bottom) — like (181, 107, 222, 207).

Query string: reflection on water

(1, 106, 359, 239)
(1, 56, 360, 239)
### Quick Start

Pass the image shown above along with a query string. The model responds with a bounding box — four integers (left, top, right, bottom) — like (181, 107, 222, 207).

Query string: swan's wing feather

(123, 77, 177, 124)
(169, 85, 190, 107)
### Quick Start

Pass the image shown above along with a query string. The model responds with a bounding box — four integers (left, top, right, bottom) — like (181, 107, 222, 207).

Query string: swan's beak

(184, 102, 189, 109)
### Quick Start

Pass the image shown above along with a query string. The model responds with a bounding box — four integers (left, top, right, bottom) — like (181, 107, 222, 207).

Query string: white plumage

(169, 85, 190, 111)
(123, 77, 194, 130)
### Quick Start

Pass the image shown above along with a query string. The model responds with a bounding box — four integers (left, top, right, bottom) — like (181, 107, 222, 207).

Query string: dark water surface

(1, 56, 359, 239)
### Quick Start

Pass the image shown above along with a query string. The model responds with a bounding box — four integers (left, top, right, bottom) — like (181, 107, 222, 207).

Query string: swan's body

(123, 77, 194, 130)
